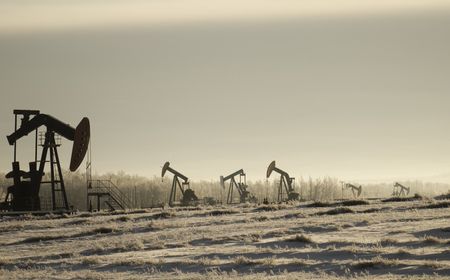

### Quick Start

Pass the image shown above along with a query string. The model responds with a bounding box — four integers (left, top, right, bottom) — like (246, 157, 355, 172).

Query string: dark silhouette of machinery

(266, 161, 299, 202)
(87, 180, 133, 211)
(162, 162, 198, 207)
(342, 183, 362, 198)
(393, 182, 410, 197)
(85, 142, 133, 211)
(1, 110, 90, 212)
(220, 169, 257, 204)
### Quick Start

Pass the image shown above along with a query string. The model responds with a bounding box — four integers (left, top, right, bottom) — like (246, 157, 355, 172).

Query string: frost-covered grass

(1, 199, 450, 279)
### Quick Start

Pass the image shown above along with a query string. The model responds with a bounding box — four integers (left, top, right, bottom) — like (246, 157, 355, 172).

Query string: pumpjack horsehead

(1, 110, 90, 212)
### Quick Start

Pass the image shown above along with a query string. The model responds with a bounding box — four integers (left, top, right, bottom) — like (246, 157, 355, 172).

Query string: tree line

(1, 170, 449, 211)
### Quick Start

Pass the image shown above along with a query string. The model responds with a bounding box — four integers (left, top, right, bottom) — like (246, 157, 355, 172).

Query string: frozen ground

(1, 197, 450, 279)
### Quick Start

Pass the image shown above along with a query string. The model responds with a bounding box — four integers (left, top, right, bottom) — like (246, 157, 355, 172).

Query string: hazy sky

(1, 1, 450, 182)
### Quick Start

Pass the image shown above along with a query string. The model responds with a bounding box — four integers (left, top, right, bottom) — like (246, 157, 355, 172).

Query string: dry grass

(254, 204, 288, 212)
(421, 235, 445, 245)
(195, 257, 221, 266)
(80, 256, 104, 265)
(152, 211, 176, 219)
(352, 256, 399, 269)
(396, 248, 412, 255)
(232, 256, 258, 266)
(0, 257, 12, 266)
(113, 257, 165, 267)
(380, 238, 400, 246)
(252, 215, 269, 222)
(114, 216, 132, 222)
(246, 232, 262, 242)
(231, 256, 276, 266)
(421, 260, 445, 269)
(2, 200, 450, 279)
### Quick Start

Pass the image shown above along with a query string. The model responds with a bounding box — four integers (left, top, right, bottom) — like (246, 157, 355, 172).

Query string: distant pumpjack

(343, 183, 362, 198)
(220, 169, 257, 204)
(393, 182, 410, 197)
(266, 161, 300, 202)
(162, 162, 198, 207)
(1, 110, 90, 212)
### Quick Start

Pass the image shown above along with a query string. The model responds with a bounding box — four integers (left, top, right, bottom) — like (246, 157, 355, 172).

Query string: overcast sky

(1, 1, 450, 182)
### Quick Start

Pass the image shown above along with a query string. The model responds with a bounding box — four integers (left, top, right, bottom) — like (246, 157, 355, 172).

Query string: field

(1, 197, 450, 279)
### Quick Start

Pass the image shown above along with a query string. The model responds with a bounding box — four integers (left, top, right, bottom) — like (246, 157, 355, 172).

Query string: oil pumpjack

(342, 183, 362, 198)
(220, 169, 257, 204)
(1, 110, 90, 212)
(162, 162, 198, 207)
(266, 161, 300, 202)
(393, 182, 410, 197)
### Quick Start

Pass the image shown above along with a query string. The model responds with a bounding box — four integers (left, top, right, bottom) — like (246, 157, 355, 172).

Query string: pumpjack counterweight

(220, 169, 257, 204)
(162, 162, 198, 207)
(266, 161, 300, 202)
(1, 110, 90, 212)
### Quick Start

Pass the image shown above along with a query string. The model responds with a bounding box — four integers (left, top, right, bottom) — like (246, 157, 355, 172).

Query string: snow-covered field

(1, 197, 450, 279)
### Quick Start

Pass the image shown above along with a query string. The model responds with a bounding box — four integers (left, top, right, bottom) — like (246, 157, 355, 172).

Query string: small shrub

(80, 257, 103, 265)
(247, 233, 262, 242)
(0, 257, 12, 266)
(380, 238, 399, 246)
(253, 215, 269, 222)
(442, 227, 450, 233)
(192, 257, 221, 266)
(422, 235, 444, 245)
(208, 209, 238, 216)
(382, 194, 423, 203)
(359, 208, 381, 214)
(126, 209, 147, 214)
(261, 257, 276, 266)
(286, 234, 314, 244)
(114, 216, 132, 222)
(20, 235, 62, 243)
(341, 200, 370, 206)
(64, 218, 90, 226)
(153, 211, 176, 219)
(305, 201, 332, 208)
(434, 192, 450, 200)
(233, 256, 258, 266)
(396, 248, 411, 255)
(92, 226, 116, 234)
(290, 258, 308, 266)
(254, 205, 277, 212)
(353, 256, 399, 269)
(78, 213, 93, 218)
(419, 202, 450, 209)
(422, 260, 444, 269)
(116, 239, 145, 251)
(317, 207, 354, 216)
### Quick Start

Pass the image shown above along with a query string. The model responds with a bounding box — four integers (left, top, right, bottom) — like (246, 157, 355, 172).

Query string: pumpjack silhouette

(1, 110, 90, 212)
